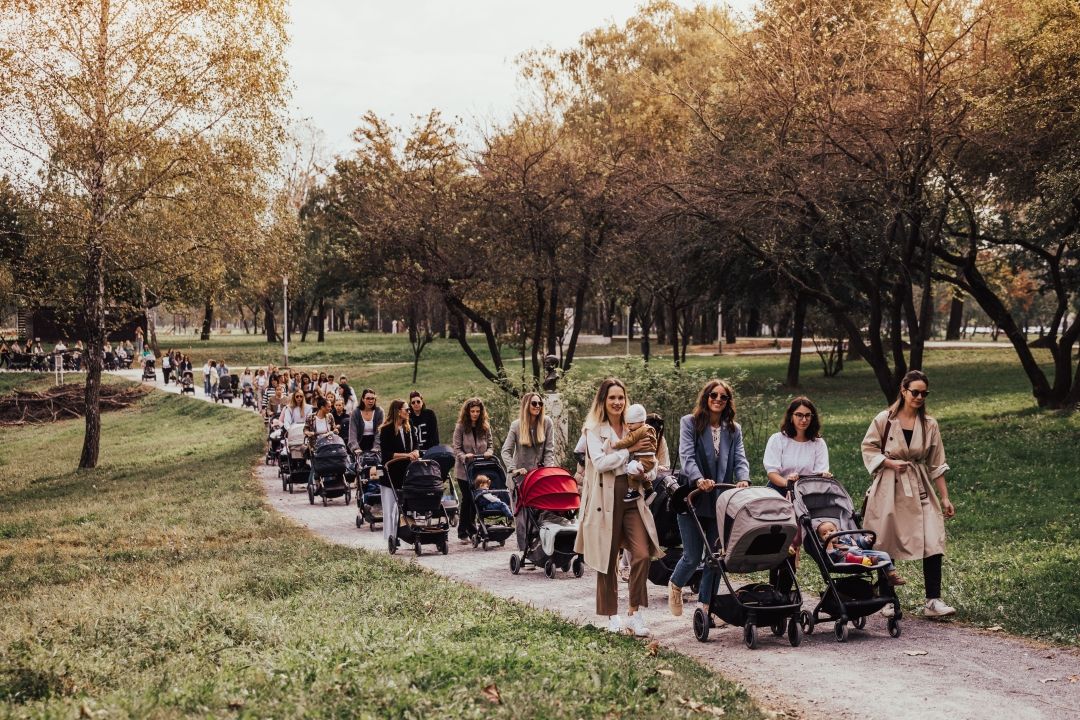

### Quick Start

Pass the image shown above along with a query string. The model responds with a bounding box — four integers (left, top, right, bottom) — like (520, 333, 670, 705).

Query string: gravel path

(130, 372, 1080, 720)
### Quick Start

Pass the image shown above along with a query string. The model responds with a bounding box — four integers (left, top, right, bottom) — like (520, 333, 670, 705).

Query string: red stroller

(509, 467, 584, 579)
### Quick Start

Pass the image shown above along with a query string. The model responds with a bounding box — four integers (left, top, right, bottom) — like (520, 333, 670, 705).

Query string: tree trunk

(263, 295, 278, 343)
(316, 297, 326, 342)
(785, 292, 808, 388)
(946, 295, 964, 341)
(200, 297, 213, 341)
(724, 305, 737, 344)
(79, 241, 105, 469)
(746, 306, 761, 338)
(670, 297, 680, 367)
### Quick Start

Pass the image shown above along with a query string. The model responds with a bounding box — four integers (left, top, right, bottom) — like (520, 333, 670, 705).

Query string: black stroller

(215, 375, 234, 403)
(422, 444, 459, 527)
(180, 370, 196, 395)
(684, 485, 804, 649)
(355, 451, 385, 531)
(646, 473, 703, 593)
(386, 458, 450, 556)
(307, 433, 351, 506)
(793, 475, 903, 641)
(280, 423, 309, 493)
(241, 384, 256, 409)
(266, 420, 284, 466)
(141, 357, 156, 381)
(464, 457, 515, 550)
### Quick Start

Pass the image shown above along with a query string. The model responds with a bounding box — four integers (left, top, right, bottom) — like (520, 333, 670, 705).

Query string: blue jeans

(671, 512, 719, 604)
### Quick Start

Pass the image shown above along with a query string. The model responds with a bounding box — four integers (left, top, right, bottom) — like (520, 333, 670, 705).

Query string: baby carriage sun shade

(508, 467, 584, 578)
(311, 433, 348, 476)
(423, 444, 459, 525)
(465, 457, 514, 549)
(791, 475, 902, 640)
(388, 459, 450, 556)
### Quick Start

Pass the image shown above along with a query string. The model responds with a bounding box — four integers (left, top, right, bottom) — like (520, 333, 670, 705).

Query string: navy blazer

(677, 413, 751, 518)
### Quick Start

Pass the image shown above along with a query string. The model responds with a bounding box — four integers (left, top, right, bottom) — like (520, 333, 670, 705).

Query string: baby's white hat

(625, 403, 647, 423)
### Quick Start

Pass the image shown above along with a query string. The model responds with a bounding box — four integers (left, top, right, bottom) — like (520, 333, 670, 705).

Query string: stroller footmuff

(464, 457, 515, 550)
(280, 423, 309, 493)
(689, 486, 804, 649)
(355, 452, 385, 531)
(422, 444, 459, 527)
(386, 458, 449, 556)
(266, 420, 284, 466)
(509, 467, 583, 579)
(308, 433, 351, 506)
(215, 376, 234, 403)
(793, 475, 903, 642)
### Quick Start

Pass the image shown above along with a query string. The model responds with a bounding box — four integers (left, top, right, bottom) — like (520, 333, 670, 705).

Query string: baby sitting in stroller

(474, 474, 513, 521)
(816, 521, 906, 586)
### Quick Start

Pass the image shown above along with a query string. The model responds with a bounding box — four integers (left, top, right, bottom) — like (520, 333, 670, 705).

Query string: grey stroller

(792, 475, 902, 641)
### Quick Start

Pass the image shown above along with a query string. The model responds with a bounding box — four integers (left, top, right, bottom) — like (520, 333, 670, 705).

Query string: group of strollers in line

(261, 368, 956, 650)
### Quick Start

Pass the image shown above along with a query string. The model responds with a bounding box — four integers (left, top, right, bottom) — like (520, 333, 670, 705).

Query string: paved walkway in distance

(128, 371, 1080, 720)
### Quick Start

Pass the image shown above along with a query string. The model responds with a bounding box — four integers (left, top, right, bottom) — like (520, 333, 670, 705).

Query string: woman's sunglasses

(708, 391, 730, 401)
(907, 388, 930, 398)
(530, 400, 544, 408)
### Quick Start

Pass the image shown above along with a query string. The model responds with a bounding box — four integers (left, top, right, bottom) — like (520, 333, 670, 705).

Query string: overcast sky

(286, 1, 755, 153)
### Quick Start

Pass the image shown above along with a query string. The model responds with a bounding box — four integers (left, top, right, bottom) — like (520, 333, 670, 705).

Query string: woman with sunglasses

(668, 379, 750, 621)
(279, 389, 313, 427)
(407, 391, 440, 451)
(347, 388, 383, 456)
(862, 370, 957, 618)
(500, 392, 555, 486)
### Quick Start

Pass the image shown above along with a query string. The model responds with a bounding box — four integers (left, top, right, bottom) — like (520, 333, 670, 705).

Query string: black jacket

(409, 408, 440, 451)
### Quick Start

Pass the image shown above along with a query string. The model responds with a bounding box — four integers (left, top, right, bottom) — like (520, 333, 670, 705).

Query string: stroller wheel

(414, 541, 423, 556)
(544, 560, 556, 579)
(449, 516, 458, 528)
(693, 608, 710, 642)
(743, 623, 758, 650)
(853, 615, 867, 630)
(355, 514, 363, 529)
(770, 621, 784, 637)
(499, 540, 505, 547)
(482, 540, 489, 551)
(834, 621, 849, 643)
(888, 617, 902, 638)
(799, 610, 815, 635)
(509, 554, 521, 575)
(388, 537, 397, 555)
(307, 484, 314, 505)
(572, 557, 584, 578)
(788, 617, 803, 647)
(438, 540, 448, 555)
(369, 522, 377, 532)
(345, 490, 352, 506)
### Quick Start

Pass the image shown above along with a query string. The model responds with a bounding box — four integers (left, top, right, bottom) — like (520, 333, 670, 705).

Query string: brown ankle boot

(888, 571, 907, 586)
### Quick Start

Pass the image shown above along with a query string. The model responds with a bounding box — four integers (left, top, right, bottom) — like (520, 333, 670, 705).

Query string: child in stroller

(141, 356, 156, 381)
(474, 474, 513, 519)
(465, 457, 515, 550)
(355, 451, 385, 531)
(241, 384, 256, 409)
(816, 521, 905, 585)
(180, 369, 196, 395)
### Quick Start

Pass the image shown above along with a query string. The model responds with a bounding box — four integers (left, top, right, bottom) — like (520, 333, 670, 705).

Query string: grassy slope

(0, 382, 762, 719)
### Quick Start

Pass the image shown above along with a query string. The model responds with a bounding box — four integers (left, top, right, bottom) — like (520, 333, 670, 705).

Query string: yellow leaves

(481, 682, 501, 704)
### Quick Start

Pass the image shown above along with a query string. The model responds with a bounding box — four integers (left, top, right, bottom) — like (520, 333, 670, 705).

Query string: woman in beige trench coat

(861, 370, 957, 618)
(575, 377, 662, 637)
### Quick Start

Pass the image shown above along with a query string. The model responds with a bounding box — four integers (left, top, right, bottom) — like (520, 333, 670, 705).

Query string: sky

(286, 0, 756, 154)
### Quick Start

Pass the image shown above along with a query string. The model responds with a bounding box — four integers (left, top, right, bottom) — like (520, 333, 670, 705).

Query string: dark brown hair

(692, 379, 736, 434)
(781, 396, 821, 439)
(887, 370, 930, 423)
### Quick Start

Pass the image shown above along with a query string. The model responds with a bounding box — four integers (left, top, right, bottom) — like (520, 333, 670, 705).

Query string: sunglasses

(907, 388, 930, 398)
(411, 399, 423, 404)
(708, 391, 731, 401)
(530, 400, 544, 408)
(792, 412, 813, 420)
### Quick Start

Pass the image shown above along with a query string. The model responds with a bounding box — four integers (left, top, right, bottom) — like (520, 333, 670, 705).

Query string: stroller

(280, 423, 309, 493)
(180, 370, 196, 395)
(422, 444, 459, 527)
(215, 374, 234, 403)
(793, 475, 903, 642)
(241, 384, 256, 409)
(355, 451, 385, 531)
(386, 458, 450, 556)
(464, 457, 515, 550)
(266, 420, 284, 465)
(686, 485, 804, 649)
(307, 433, 351, 506)
(644, 473, 703, 593)
(509, 467, 583, 579)
(141, 357, 156, 381)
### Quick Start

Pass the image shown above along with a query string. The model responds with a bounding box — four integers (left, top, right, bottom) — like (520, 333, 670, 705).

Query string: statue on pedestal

(542, 354, 559, 393)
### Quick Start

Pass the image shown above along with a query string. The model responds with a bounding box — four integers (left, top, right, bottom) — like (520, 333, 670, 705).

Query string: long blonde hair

(518, 392, 547, 446)
(583, 377, 627, 430)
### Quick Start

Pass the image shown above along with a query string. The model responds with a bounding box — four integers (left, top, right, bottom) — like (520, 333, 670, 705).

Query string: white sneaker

(626, 610, 651, 637)
(923, 598, 956, 618)
(880, 604, 896, 618)
(606, 615, 625, 633)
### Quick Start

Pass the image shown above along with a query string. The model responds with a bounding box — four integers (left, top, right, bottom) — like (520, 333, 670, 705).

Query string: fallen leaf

(904, 650, 928, 656)
(986, 625, 1004, 632)
(1066, 675, 1078, 683)
(228, 700, 245, 710)
(481, 683, 501, 704)
(1039, 678, 1057, 684)
(79, 704, 94, 719)
(677, 698, 725, 716)
(657, 668, 675, 677)
(646, 640, 660, 656)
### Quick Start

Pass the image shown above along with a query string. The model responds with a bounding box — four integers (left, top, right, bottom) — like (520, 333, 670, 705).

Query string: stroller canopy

(715, 487, 797, 573)
(422, 444, 456, 478)
(466, 457, 507, 489)
(517, 467, 580, 512)
(792, 476, 857, 530)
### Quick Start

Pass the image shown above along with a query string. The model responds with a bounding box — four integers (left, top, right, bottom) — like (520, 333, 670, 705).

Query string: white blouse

(762, 432, 830, 478)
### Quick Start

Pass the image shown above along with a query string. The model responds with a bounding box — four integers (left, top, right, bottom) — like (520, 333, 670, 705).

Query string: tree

(0, 0, 288, 467)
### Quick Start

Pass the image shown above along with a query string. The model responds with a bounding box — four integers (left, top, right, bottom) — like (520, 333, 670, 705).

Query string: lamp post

(283, 275, 289, 368)
(717, 300, 724, 355)
(624, 305, 631, 356)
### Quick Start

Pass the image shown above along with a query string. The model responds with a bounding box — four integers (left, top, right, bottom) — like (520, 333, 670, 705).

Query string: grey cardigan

(451, 423, 494, 480)
(500, 417, 555, 474)
(347, 406, 384, 453)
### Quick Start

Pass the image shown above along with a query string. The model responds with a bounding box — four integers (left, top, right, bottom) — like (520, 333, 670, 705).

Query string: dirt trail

(131, 372, 1080, 720)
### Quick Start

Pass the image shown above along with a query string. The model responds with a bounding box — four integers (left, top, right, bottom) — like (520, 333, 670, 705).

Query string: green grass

(0, 381, 763, 719)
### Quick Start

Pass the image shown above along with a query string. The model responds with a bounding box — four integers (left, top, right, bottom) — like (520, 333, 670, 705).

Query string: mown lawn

(0, 381, 763, 719)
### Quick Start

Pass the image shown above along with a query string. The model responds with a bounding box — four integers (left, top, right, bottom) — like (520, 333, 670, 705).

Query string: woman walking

(347, 389, 383, 455)
(668, 379, 750, 620)
(452, 398, 495, 543)
(500, 392, 555, 486)
(280, 389, 312, 427)
(379, 399, 419, 543)
(575, 377, 661, 637)
(861, 370, 956, 618)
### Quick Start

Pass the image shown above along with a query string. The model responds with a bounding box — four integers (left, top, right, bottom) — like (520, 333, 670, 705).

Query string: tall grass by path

(0, 382, 763, 719)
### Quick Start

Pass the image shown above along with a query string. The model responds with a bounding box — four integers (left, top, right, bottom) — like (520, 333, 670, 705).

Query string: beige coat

(574, 422, 661, 573)
(860, 409, 950, 561)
